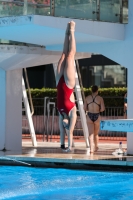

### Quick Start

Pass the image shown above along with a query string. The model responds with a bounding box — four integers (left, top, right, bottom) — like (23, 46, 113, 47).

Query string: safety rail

(0, 0, 50, 17)
(0, 0, 128, 24)
(44, 97, 56, 141)
(22, 98, 126, 142)
(75, 60, 86, 103)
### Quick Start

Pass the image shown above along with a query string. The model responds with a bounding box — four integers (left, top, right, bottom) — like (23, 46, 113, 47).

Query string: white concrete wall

(0, 68, 6, 150)
(6, 69, 22, 151)
(0, 15, 124, 48)
(0, 68, 22, 151)
(0, 45, 91, 71)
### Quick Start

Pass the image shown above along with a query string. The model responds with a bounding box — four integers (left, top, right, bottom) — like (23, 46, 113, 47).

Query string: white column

(0, 68, 22, 151)
(74, 68, 89, 148)
(0, 68, 6, 150)
(127, 67, 133, 155)
(125, 0, 133, 155)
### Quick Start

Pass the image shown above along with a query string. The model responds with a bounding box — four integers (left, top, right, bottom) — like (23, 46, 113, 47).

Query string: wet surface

(0, 142, 133, 168)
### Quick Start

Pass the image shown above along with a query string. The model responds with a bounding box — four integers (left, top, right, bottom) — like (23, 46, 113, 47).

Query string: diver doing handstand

(56, 21, 77, 152)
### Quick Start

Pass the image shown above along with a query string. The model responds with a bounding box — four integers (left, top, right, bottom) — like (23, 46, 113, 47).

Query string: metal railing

(22, 97, 126, 142)
(23, 68, 34, 116)
(0, 0, 128, 23)
(0, 0, 50, 17)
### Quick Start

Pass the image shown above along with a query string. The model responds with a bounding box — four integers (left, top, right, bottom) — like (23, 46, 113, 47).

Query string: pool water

(0, 166, 133, 200)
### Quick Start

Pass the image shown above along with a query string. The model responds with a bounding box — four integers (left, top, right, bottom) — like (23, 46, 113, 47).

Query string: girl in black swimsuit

(87, 94, 101, 122)
(84, 85, 105, 153)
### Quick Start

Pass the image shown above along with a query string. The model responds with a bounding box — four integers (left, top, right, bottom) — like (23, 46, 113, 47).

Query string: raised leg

(63, 22, 70, 55)
(56, 23, 70, 84)
(64, 21, 76, 88)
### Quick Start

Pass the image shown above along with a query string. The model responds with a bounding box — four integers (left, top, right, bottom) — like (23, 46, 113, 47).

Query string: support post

(74, 62, 89, 148)
(0, 68, 22, 151)
(127, 67, 133, 155)
(0, 68, 6, 150)
(22, 77, 37, 147)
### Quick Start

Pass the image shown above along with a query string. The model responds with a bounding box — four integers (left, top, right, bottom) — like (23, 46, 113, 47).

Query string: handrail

(0, 0, 50, 7)
(0, 0, 128, 24)
(0, 0, 50, 6)
(23, 68, 34, 116)
(51, 0, 128, 24)
(75, 60, 86, 104)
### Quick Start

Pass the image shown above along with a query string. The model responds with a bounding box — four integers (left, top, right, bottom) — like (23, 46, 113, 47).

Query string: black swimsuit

(87, 95, 101, 122)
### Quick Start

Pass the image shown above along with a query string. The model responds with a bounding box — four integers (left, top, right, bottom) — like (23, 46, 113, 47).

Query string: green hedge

(30, 87, 127, 107)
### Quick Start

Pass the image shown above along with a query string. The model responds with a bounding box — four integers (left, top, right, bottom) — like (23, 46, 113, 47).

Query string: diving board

(100, 119, 133, 132)
(100, 119, 133, 155)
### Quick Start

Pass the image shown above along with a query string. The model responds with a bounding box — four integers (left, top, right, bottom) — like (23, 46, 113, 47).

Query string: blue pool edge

(0, 156, 133, 171)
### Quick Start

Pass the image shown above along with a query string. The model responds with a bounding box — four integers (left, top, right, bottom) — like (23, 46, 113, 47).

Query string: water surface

(0, 166, 133, 200)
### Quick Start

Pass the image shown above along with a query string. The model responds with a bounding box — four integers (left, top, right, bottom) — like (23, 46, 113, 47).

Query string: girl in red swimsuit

(56, 21, 77, 152)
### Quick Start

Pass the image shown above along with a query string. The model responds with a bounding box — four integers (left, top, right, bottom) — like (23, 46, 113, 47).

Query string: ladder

(43, 97, 56, 142)
(43, 97, 75, 147)
(52, 60, 90, 148)
(74, 60, 89, 147)
(22, 68, 37, 147)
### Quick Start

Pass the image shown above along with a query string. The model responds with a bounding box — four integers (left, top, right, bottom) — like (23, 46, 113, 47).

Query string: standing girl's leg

(94, 121, 100, 151)
(87, 122, 94, 153)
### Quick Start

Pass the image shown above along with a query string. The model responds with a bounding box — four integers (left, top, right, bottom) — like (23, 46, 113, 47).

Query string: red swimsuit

(57, 76, 76, 115)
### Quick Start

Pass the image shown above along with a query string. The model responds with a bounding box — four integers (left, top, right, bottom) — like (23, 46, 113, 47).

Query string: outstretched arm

(59, 114, 65, 146)
(84, 97, 88, 112)
(100, 97, 105, 112)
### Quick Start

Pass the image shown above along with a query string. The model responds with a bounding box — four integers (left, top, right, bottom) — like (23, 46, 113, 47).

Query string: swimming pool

(0, 166, 133, 200)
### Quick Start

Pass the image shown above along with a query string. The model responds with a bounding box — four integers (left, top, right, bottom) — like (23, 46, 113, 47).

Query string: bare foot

(94, 147, 99, 152)
(90, 148, 94, 154)
(70, 21, 75, 31)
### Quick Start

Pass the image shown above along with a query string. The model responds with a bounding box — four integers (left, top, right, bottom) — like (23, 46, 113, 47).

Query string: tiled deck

(0, 141, 133, 170)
